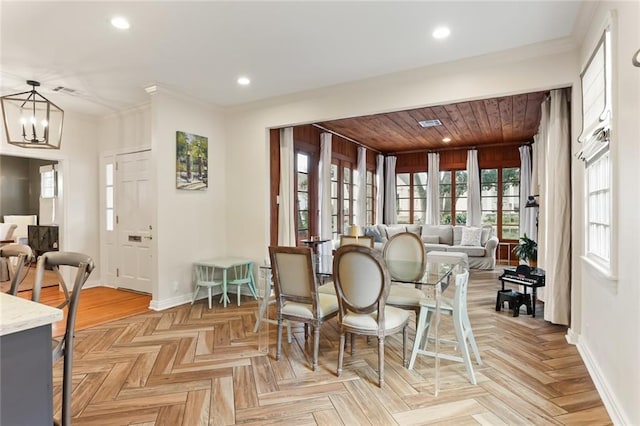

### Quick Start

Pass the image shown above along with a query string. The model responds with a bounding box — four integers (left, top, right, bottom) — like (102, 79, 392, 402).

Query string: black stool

(496, 289, 532, 317)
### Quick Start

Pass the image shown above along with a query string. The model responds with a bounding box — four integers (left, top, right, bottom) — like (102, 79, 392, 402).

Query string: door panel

(116, 150, 153, 294)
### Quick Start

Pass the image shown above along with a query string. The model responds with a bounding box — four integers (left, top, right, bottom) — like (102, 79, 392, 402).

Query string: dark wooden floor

(21, 269, 611, 425)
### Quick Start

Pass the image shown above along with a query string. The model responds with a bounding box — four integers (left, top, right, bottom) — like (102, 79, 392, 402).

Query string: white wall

(0, 111, 101, 284)
(571, 2, 640, 424)
(149, 88, 226, 308)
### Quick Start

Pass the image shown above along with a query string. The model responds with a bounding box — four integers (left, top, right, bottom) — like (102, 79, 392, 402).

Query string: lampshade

(525, 195, 539, 208)
(1, 80, 64, 149)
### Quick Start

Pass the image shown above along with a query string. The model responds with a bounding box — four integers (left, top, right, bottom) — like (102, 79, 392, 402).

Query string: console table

(0, 293, 63, 425)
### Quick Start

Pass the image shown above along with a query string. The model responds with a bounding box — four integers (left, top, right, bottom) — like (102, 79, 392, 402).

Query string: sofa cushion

(460, 226, 482, 246)
(449, 245, 487, 257)
(405, 224, 422, 236)
(364, 226, 384, 243)
(424, 243, 450, 253)
(453, 226, 463, 246)
(421, 224, 453, 245)
(422, 235, 439, 244)
(481, 226, 493, 246)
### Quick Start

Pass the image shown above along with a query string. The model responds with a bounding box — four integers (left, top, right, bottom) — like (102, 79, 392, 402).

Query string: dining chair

(382, 231, 427, 319)
(226, 261, 258, 306)
(408, 269, 482, 385)
(0, 244, 33, 294)
(269, 245, 339, 371)
(191, 263, 223, 309)
(333, 245, 409, 387)
(33, 251, 95, 426)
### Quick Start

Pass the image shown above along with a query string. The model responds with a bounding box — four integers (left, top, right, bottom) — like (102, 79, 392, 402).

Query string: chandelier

(1, 80, 64, 149)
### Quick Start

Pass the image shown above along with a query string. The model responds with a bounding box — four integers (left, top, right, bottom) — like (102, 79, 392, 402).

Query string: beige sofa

(334, 223, 498, 270)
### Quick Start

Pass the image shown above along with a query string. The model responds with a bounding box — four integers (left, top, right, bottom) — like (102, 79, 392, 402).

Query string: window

(579, 26, 613, 269)
(296, 152, 310, 242)
(342, 166, 353, 231)
(439, 170, 466, 225)
(481, 167, 520, 240)
(587, 151, 610, 263)
(105, 163, 114, 231)
(330, 164, 339, 239)
(40, 165, 57, 198)
(366, 170, 374, 225)
(396, 172, 427, 224)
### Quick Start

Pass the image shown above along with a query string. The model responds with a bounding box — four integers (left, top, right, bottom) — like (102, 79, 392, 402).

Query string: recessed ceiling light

(237, 76, 251, 86)
(111, 16, 130, 30)
(432, 26, 450, 40)
(442, 137, 452, 143)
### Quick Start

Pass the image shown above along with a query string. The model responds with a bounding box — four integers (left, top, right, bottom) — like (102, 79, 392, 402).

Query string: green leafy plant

(512, 234, 538, 264)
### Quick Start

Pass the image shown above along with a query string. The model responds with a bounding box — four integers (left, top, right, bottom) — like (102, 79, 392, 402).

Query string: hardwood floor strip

(551, 390, 607, 412)
(313, 408, 346, 426)
(182, 389, 210, 426)
(556, 406, 613, 425)
(343, 379, 398, 424)
(210, 376, 235, 426)
(235, 396, 333, 423)
(328, 393, 373, 425)
(392, 398, 486, 425)
(233, 365, 259, 410)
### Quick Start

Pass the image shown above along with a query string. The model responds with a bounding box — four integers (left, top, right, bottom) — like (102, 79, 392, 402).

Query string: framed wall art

(176, 131, 208, 190)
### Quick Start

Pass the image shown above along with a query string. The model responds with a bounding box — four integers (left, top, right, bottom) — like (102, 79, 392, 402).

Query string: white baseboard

(565, 327, 579, 345)
(576, 335, 628, 425)
(149, 293, 193, 311)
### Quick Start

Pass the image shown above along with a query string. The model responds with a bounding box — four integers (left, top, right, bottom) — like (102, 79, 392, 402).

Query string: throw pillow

(422, 235, 440, 244)
(406, 224, 422, 236)
(385, 226, 405, 239)
(460, 227, 482, 246)
(364, 226, 384, 243)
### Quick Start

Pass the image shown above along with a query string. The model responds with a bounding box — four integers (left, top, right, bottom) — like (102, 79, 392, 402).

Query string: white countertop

(0, 293, 63, 337)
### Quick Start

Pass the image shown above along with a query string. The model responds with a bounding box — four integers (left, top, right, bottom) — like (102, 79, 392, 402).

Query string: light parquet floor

(55, 269, 611, 425)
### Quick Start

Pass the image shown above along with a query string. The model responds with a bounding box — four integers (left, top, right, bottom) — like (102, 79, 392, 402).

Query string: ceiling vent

(418, 119, 442, 128)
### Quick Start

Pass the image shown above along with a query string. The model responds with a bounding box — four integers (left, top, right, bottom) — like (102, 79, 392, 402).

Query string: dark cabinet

(27, 225, 59, 257)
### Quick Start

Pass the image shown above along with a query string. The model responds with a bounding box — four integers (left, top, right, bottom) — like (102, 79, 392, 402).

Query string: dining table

(257, 254, 454, 395)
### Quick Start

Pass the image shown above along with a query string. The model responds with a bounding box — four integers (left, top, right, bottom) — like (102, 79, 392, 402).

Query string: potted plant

(513, 234, 538, 266)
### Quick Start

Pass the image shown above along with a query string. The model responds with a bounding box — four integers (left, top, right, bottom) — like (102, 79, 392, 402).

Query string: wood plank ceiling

(316, 91, 549, 154)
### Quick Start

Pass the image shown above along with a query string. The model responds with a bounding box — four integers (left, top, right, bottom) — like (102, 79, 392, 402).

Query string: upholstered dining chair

(408, 269, 482, 385)
(382, 231, 427, 319)
(332, 245, 409, 387)
(33, 251, 95, 426)
(0, 244, 33, 294)
(269, 246, 339, 371)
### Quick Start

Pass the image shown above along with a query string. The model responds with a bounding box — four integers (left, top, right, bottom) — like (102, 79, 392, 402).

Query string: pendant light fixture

(1, 80, 64, 149)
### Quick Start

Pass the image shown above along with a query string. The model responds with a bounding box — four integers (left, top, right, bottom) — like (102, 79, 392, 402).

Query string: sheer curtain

(375, 154, 384, 224)
(537, 89, 571, 325)
(355, 146, 367, 227)
(519, 145, 537, 241)
(318, 133, 332, 256)
(426, 152, 440, 225)
(384, 156, 397, 224)
(466, 149, 481, 227)
(277, 127, 296, 246)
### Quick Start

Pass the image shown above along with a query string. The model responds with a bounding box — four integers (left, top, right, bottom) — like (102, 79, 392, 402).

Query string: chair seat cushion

(318, 281, 336, 294)
(342, 306, 409, 331)
(387, 285, 423, 307)
(282, 293, 338, 319)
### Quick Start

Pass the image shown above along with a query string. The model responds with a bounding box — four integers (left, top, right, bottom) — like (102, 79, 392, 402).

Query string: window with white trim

(105, 163, 114, 231)
(578, 26, 612, 268)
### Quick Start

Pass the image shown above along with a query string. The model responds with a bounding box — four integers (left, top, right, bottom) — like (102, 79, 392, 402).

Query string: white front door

(116, 150, 153, 293)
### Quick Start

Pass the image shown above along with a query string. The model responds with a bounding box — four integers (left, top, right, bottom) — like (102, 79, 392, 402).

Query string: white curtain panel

(426, 152, 440, 225)
(519, 145, 537, 241)
(355, 146, 367, 227)
(538, 89, 571, 325)
(318, 133, 333, 256)
(375, 154, 384, 224)
(384, 156, 397, 224)
(277, 127, 296, 246)
(466, 149, 481, 227)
